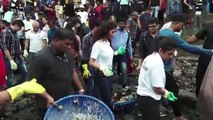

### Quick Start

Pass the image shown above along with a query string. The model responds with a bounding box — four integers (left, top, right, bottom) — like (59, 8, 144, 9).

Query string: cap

(79, 4, 84, 8)
(131, 11, 139, 16)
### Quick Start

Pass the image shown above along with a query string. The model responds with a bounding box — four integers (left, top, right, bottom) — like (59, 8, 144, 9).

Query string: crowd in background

(0, 0, 213, 120)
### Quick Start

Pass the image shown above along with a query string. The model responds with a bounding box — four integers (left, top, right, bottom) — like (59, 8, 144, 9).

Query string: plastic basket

(113, 99, 136, 114)
(44, 95, 115, 120)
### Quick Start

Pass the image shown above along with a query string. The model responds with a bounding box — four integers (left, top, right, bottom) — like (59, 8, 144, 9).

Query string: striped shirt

(0, 27, 21, 60)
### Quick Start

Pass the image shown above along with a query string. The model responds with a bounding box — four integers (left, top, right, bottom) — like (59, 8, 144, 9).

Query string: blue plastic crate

(113, 99, 136, 114)
(44, 95, 115, 120)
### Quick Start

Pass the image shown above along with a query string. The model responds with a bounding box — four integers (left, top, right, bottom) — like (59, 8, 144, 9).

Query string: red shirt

(88, 9, 100, 29)
(95, 5, 104, 20)
(2, 0, 9, 10)
(0, 50, 6, 87)
(160, 0, 167, 10)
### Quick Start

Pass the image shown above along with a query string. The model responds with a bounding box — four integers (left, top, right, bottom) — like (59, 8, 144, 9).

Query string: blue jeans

(85, 66, 99, 98)
(113, 54, 128, 87)
(4, 56, 27, 87)
(93, 70, 113, 107)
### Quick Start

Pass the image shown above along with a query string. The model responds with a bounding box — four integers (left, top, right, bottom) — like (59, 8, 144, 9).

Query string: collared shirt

(111, 28, 133, 59)
(90, 40, 114, 69)
(25, 30, 47, 53)
(0, 27, 21, 59)
(138, 31, 157, 60)
(82, 32, 93, 63)
(27, 45, 75, 108)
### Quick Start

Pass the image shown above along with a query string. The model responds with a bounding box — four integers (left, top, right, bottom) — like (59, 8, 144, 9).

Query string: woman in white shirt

(89, 21, 117, 108)
(136, 36, 177, 120)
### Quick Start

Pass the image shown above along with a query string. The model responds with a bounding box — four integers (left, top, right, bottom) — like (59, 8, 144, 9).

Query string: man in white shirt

(77, 5, 88, 25)
(23, 13, 35, 32)
(23, 21, 47, 59)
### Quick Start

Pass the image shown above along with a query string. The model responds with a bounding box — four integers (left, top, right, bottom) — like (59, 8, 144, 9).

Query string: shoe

(160, 112, 167, 117)
(173, 116, 187, 120)
(121, 86, 131, 91)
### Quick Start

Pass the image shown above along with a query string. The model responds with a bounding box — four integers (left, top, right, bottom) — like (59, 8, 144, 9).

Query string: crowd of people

(0, 0, 213, 120)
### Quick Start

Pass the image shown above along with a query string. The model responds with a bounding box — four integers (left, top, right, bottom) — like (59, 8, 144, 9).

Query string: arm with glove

(89, 58, 113, 77)
(82, 64, 91, 79)
(3, 50, 18, 70)
(23, 39, 29, 58)
(153, 87, 177, 101)
(114, 46, 126, 56)
(0, 78, 55, 107)
(163, 89, 177, 101)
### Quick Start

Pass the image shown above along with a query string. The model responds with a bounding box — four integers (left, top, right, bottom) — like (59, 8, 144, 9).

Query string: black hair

(42, 16, 49, 21)
(11, 20, 24, 27)
(65, 22, 74, 30)
(167, 13, 189, 24)
(117, 17, 127, 23)
(147, 17, 159, 25)
(94, 20, 101, 28)
(1, 20, 9, 26)
(154, 36, 177, 52)
(53, 28, 76, 42)
(48, 19, 57, 26)
(64, 26, 80, 52)
(72, 17, 81, 25)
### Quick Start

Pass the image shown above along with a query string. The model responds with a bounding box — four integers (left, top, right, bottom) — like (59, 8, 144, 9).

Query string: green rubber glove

(99, 66, 113, 77)
(114, 46, 126, 55)
(82, 64, 91, 79)
(7, 78, 46, 100)
(163, 90, 177, 101)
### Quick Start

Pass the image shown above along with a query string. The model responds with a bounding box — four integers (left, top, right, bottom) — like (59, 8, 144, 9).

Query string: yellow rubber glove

(82, 64, 91, 79)
(7, 78, 46, 100)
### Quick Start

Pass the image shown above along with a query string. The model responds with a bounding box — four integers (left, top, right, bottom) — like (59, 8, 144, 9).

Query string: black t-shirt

(138, 31, 157, 59)
(195, 23, 213, 58)
(182, 0, 190, 13)
(27, 45, 75, 108)
(150, 0, 160, 6)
